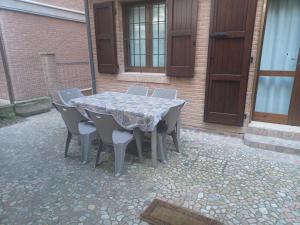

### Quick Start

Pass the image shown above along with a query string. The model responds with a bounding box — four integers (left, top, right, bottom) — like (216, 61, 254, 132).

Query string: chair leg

(171, 131, 180, 153)
(113, 142, 129, 177)
(65, 131, 72, 158)
(95, 141, 103, 168)
(80, 134, 91, 164)
(133, 128, 143, 162)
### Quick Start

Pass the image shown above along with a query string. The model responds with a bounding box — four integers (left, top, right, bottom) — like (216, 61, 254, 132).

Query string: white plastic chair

(151, 88, 177, 99)
(53, 102, 97, 163)
(86, 109, 141, 176)
(157, 103, 184, 161)
(127, 85, 149, 96)
(57, 88, 91, 120)
(58, 88, 85, 106)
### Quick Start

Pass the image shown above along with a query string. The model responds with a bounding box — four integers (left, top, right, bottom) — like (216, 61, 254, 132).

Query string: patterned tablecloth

(70, 92, 185, 132)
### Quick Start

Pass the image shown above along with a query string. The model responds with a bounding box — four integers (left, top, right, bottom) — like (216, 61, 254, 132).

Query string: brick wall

(88, 0, 265, 134)
(0, 10, 91, 101)
(0, 52, 9, 101)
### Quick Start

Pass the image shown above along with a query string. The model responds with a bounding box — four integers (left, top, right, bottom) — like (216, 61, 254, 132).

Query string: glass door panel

(255, 76, 294, 115)
(254, 0, 300, 124)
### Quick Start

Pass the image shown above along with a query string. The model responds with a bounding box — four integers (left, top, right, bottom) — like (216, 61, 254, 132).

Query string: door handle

(210, 32, 228, 38)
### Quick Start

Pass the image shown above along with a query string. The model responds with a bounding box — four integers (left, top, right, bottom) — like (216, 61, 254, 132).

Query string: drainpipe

(0, 26, 14, 104)
(84, 0, 97, 94)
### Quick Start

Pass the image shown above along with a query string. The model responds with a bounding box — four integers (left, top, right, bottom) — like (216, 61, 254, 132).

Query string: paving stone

(0, 110, 299, 225)
(88, 204, 95, 211)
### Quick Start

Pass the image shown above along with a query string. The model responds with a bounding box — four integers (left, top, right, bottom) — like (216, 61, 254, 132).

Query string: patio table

(70, 91, 185, 167)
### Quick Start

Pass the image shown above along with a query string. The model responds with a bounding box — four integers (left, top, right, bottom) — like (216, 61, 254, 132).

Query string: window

(123, 1, 166, 72)
(94, 0, 198, 77)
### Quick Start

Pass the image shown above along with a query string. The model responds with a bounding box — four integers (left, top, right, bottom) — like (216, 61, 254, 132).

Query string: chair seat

(79, 122, 97, 135)
(112, 130, 133, 144)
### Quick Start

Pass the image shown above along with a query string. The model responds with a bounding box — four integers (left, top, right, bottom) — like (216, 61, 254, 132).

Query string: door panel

(210, 39, 244, 75)
(204, 0, 258, 126)
(214, 0, 249, 31)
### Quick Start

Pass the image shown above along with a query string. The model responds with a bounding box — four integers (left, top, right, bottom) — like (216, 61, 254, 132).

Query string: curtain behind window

(260, 0, 300, 71)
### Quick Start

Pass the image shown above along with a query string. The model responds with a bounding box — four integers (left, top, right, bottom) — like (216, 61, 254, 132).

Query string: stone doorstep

(244, 133, 300, 156)
(247, 121, 300, 141)
(14, 96, 52, 117)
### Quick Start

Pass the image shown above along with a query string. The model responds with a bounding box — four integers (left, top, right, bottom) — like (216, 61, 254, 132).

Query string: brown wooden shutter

(204, 0, 258, 126)
(166, 0, 198, 77)
(94, 2, 118, 74)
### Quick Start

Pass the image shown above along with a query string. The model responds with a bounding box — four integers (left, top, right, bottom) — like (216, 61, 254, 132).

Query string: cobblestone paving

(0, 110, 299, 225)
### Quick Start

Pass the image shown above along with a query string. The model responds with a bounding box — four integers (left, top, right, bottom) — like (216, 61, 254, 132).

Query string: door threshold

(249, 121, 300, 133)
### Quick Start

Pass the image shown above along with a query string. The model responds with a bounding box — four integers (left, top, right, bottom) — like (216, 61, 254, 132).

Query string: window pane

(140, 6, 145, 22)
(153, 55, 158, 67)
(159, 39, 165, 54)
(140, 55, 146, 66)
(153, 39, 158, 54)
(134, 55, 140, 67)
(159, 22, 165, 38)
(141, 39, 146, 55)
(134, 40, 140, 54)
(159, 4, 165, 21)
(153, 23, 158, 38)
(134, 7, 139, 23)
(134, 24, 140, 39)
(140, 23, 146, 39)
(153, 5, 159, 22)
(159, 55, 165, 67)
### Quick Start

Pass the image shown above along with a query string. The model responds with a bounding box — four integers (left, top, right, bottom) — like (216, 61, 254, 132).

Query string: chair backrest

(86, 110, 123, 145)
(127, 85, 149, 96)
(152, 88, 177, 99)
(53, 102, 86, 135)
(164, 103, 184, 134)
(58, 88, 84, 105)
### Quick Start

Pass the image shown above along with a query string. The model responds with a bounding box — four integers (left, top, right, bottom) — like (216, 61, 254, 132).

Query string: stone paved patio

(0, 110, 299, 225)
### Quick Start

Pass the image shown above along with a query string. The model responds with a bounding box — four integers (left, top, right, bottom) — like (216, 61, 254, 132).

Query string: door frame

(251, 0, 300, 125)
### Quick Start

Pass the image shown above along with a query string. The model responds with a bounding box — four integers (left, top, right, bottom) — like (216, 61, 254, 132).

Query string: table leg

(133, 128, 143, 162)
(176, 116, 181, 141)
(151, 126, 158, 168)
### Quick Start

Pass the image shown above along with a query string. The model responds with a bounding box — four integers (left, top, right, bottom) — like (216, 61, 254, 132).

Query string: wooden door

(204, 0, 258, 126)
